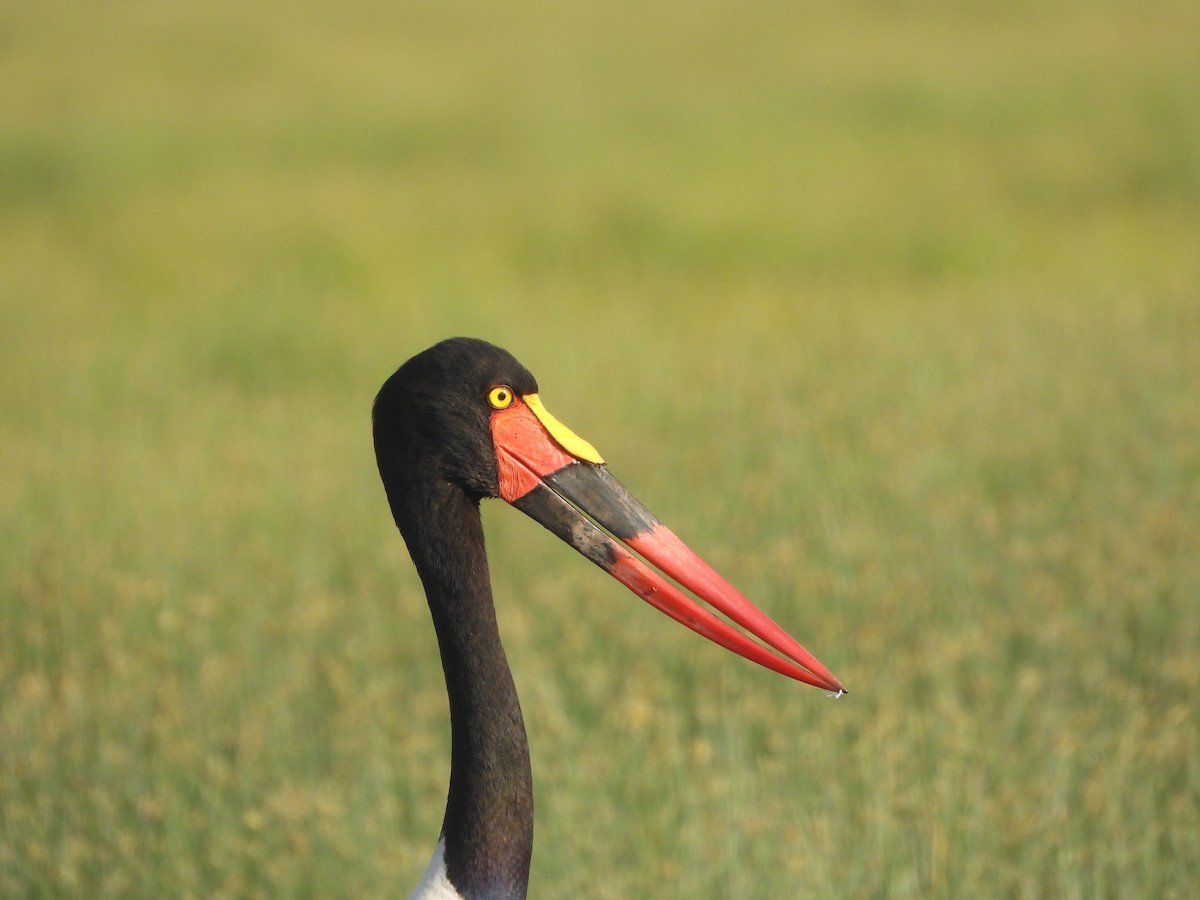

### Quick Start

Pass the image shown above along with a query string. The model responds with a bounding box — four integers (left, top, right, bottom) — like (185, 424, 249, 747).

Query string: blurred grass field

(2, 0, 1198, 896)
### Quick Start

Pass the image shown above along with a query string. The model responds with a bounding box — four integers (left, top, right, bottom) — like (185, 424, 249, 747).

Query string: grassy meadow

(2, 0, 1199, 896)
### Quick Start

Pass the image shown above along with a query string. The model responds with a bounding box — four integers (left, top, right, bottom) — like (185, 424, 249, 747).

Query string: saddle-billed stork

(372, 337, 845, 899)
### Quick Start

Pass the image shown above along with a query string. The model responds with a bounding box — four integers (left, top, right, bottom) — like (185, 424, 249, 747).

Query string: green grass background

(2, 1, 1198, 896)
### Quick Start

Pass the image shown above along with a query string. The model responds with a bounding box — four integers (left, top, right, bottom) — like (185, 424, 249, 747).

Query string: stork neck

(404, 487, 533, 900)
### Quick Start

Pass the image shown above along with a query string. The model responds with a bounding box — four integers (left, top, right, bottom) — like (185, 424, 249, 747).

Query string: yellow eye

(487, 385, 515, 409)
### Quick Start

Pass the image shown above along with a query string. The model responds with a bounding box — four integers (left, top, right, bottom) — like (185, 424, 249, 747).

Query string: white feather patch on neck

(411, 837, 461, 899)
